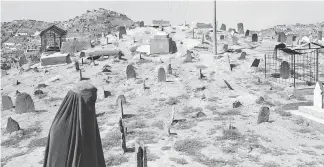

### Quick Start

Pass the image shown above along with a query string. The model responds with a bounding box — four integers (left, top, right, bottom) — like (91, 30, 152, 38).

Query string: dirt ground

(1, 26, 324, 167)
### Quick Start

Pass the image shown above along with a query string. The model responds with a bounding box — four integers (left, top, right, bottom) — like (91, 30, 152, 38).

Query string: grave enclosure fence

(263, 48, 320, 87)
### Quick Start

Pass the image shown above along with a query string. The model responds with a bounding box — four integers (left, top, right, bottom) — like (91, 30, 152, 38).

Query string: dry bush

(205, 105, 218, 112)
(27, 137, 47, 148)
(296, 128, 312, 134)
(262, 162, 281, 167)
(176, 94, 190, 100)
(151, 120, 164, 130)
(182, 106, 203, 114)
(161, 146, 171, 151)
(194, 153, 238, 167)
(217, 128, 243, 141)
(165, 97, 180, 105)
(169, 157, 188, 165)
(101, 128, 120, 150)
(147, 150, 160, 161)
(278, 110, 292, 117)
(214, 108, 240, 116)
(174, 138, 206, 156)
(105, 154, 128, 166)
(221, 145, 238, 154)
(128, 119, 148, 129)
(207, 97, 219, 102)
(1, 123, 42, 148)
(128, 130, 158, 144)
(174, 120, 197, 130)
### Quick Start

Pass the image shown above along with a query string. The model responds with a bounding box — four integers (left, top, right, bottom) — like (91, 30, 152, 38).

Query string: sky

(1, 1, 324, 31)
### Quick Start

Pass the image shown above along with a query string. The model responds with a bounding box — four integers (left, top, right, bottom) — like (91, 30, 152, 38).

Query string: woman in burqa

(43, 82, 106, 167)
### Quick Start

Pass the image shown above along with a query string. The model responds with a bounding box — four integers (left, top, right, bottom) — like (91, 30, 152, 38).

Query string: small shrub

(221, 145, 237, 154)
(129, 119, 147, 129)
(174, 138, 206, 156)
(28, 137, 47, 148)
(207, 97, 219, 102)
(218, 128, 243, 141)
(101, 128, 120, 149)
(147, 150, 160, 161)
(105, 154, 128, 166)
(214, 109, 240, 116)
(182, 106, 203, 114)
(161, 146, 171, 150)
(296, 128, 311, 134)
(151, 120, 164, 130)
(169, 157, 188, 165)
(278, 110, 292, 117)
(174, 120, 197, 130)
(128, 130, 158, 144)
(165, 97, 180, 105)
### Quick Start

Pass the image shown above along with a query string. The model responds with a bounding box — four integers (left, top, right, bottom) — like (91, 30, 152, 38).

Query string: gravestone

(286, 35, 293, 46)
(292, 36, 297, 41)
(119, 26, 127, 36)
(314, 81, 323, 109)
(167, 64, 172, 74)
(80, 52, 85, 57)
(252, 34, 258, 42)
(34, 90, 44, 95)
(116, 95, 126, 106)
(119, 118, 127, 152)
(280, 61, 290, 79)
(318, 31, 323, 40)
(223, 44, 228, 52)
(238, 52, 247, 60)
(158, 67, 166, 82)
(232, 36, 239, 45)
(6, 117, 20, 133)
(183, 50, 192, 63)
(15, 92, 35, 114)
(79, 70, 82, 81)
(126, 64, 136, 79)
(1, 70, 7, 77)
(237, 23, 244, 34)
(245, 30, 250, 37)
(2, 95, 13, 110)
(257, 106, 270, 124)
(220, 24, 226, 31)
(75, 62, 79, 71)
(277, 32, 287, 43)
(251, 58, 260, 67)
(220, 35, 225, 40)
(135, 140, 147, 167)
(139, 21, 144, 27)
(196, 111, 206, 118)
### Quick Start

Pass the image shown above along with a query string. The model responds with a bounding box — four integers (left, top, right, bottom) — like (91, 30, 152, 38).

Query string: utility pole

(213, 0, 217, 55)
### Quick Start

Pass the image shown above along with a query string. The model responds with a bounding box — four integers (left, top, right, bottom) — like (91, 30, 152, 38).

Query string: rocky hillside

(1, 8, 135, 45)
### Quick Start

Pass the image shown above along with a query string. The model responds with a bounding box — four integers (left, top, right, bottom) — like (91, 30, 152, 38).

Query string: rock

(15, 92, 35, 114)
(238, 52, 247, 60)
(6, 117, 20, 133)
(257, 106, 270, 124)
(196, 111, 206, 118)
(256, 96, 265, 104)
(233, 101, 242, 108)
(34, 90, 44, 95)
(2, 95, 13, 110)
(104, 91, 111, 98)
(36, 84, 48, 89)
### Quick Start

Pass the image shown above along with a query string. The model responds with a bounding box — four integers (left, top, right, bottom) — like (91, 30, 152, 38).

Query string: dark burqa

(43, 82, 105, 167)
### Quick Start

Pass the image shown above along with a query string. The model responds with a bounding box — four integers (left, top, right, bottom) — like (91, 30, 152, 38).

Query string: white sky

(1, 1, 324, 30)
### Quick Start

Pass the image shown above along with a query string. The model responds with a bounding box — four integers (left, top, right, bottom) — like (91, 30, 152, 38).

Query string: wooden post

(171, 106, 175, 125)
(143, 79, 146, 90)
(213, 0, 217, 55)
(119, 118, 127, 153)
(119, 99, 124, 119)
(75, 61, 79, 71)
(135, 140, 147, 167)
(79, 70, 82, 81)
(228, 54, 231, 71)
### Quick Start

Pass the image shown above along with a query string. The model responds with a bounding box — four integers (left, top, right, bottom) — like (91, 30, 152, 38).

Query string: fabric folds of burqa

(43, 83, 105, 167)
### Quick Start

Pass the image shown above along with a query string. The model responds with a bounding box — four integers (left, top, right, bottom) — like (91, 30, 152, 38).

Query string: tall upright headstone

(220, 24, 226, 31)
(15, 92, 35, 114)
(280, 61, 290, 79)
(237, 23, 244, 34)
(245, 30, 250, 37)
(2, 95, 13, 110)
(252, 34, 258, 42)
(126, 64, 136, 79)
(277, 32, 287, 43)
(158, 67, 166, 82)
(139, 21, 144, 27)
(220, 35, 225, 40)
(318, 31, 323, 40)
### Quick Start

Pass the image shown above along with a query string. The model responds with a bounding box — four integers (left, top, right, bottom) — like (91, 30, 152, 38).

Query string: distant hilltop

(1, 8, 135, 44)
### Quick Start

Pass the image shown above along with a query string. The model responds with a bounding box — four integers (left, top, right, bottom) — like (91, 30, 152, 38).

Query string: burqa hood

(43, 81, 106, 167)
